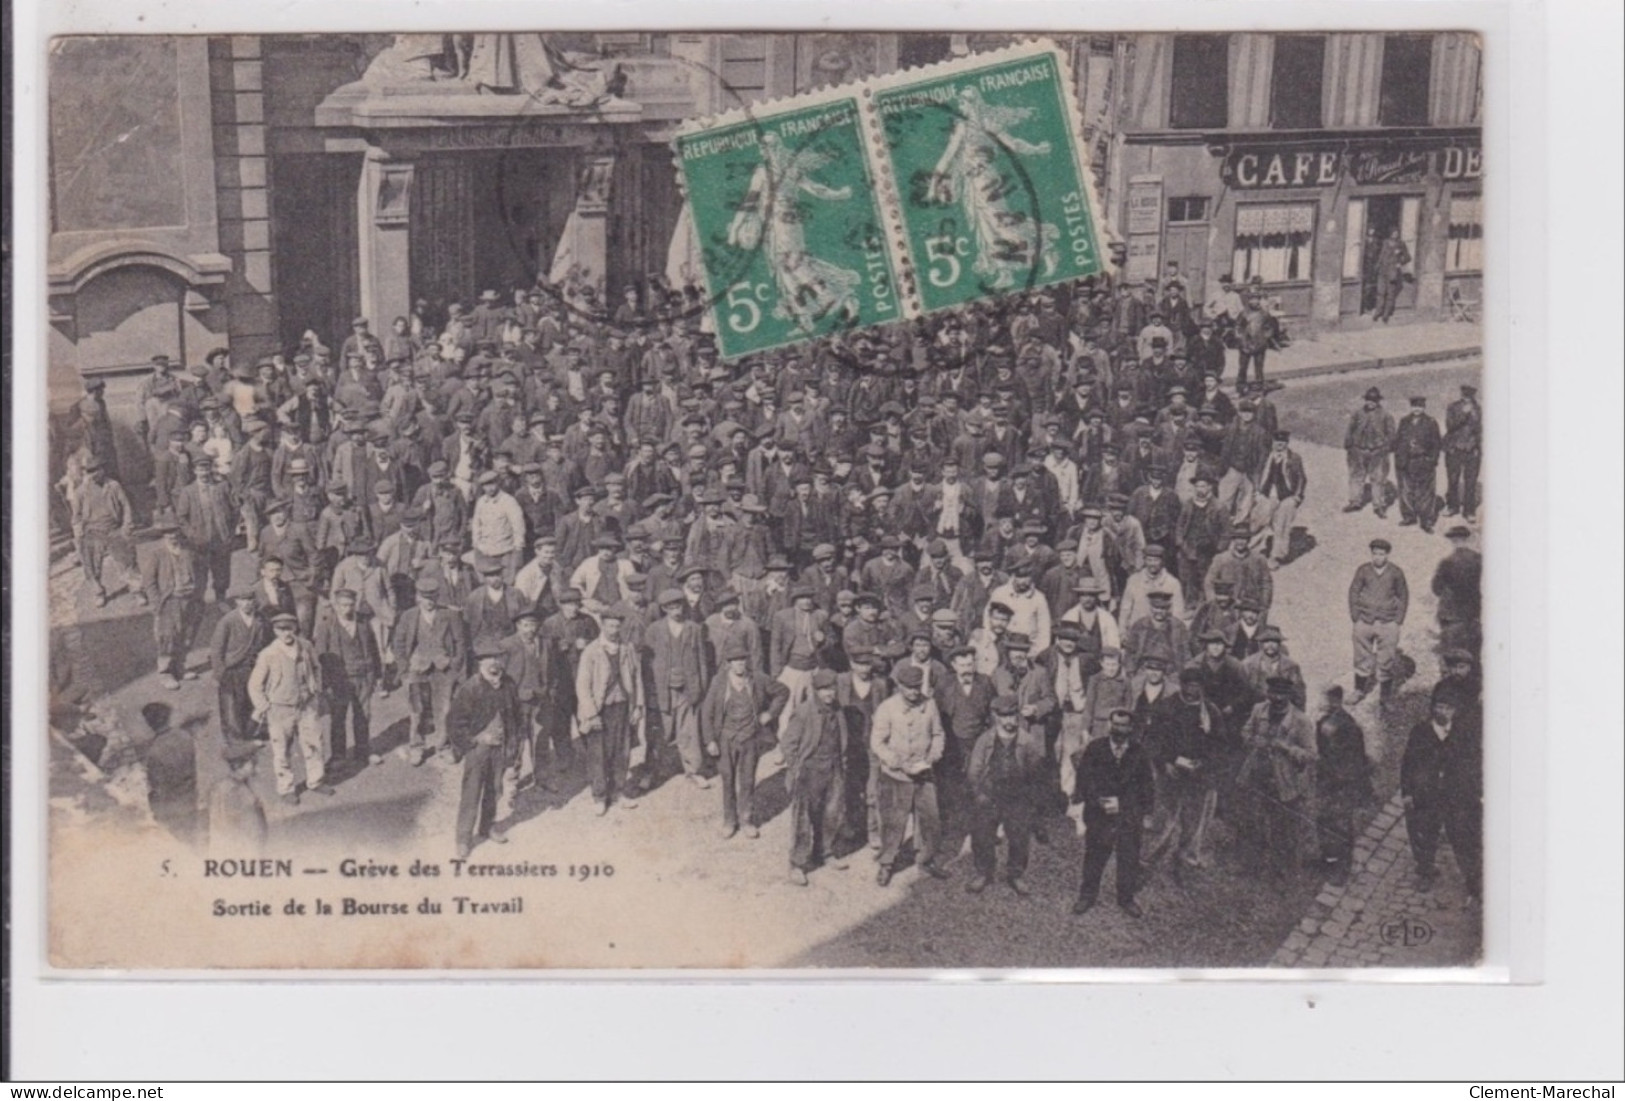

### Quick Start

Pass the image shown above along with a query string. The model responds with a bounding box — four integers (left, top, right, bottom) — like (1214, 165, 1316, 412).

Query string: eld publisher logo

(1379, 916, 1435, 947)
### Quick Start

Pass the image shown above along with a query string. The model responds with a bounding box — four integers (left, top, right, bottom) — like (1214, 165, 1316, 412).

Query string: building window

(1233, 204, 1316, 283)
(1446, 194, 1483, 272)
(1270, 35, 1326, 129)
(1379, 35, 1434, 126)
(1169, 34, 1230, 130)
(1167, 196, 1210, 224)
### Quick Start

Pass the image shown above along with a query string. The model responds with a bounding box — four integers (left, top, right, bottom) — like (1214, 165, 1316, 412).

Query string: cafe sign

(1221, 143, 1482, 189)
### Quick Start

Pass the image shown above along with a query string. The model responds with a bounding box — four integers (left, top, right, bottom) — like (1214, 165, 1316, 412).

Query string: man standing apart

(1343, 387, 1396, 517)
(1443, 384, 1481, 521)
(1347, 538, 1409, 704)
(870, 663, 949, 886)
(1400, 684, 1482, 900)
(965, 695, 1047, 897)
(1393, 396, 1443, 532)
(575, 604, 646, 816)
(1432, 525, 1482, 657)
(447, 637, 524, 859)
(781, 669, 851, 885)
(702, 639, 790, 839)
(247, 612, 332, 805)
(72, 455, 141, 608)
(1071, 709, 1155, 918)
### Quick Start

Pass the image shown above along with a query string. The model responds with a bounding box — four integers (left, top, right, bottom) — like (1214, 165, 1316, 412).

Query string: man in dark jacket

(1144, 666, 1226, 881)
(1432, 525, 1482, 657)
(446, 638, 524, 860)
(1314, 685, 1372, 886)
(780, 669, 850, 885)
(1443, 383, 1482, 520)
(1394, 396, 1443, 532)
(1071, 708, 1156, 917)
(702, 638, 790, 840)
(1400, 684, 1482, 898)
(965, 695, 1048, 896)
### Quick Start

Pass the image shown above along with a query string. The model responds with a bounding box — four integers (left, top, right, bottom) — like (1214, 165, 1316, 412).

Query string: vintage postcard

(43, 30, 1486, 970)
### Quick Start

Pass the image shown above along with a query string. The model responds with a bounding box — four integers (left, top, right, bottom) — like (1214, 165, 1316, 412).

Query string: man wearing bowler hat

(447, 635, 524, 859)
(781, 668, 851, 885)
(1071, 708, 1155, 917)
(1394, 396, 1443, 532)
(1343, 386, 1396, 517)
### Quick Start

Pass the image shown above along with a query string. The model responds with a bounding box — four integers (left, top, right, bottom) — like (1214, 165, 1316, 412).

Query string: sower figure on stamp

(141, 519, 206, 689)
(781, 668, 851, 886)
(965, 695, 1047, 897)
(1314, 685, 1373, 887)
(210, 582, 269, 743)
(702, 638, 790, 840)
(247, 612, 332, 806)
(447, 636, 525, 860)
(575, 603, 647, 816)
(1343, 387, 1395, 517)
(1401, 683, 1483, 901)
(1071, 708, 1156, 918)
(1347, 538, 1409, 705)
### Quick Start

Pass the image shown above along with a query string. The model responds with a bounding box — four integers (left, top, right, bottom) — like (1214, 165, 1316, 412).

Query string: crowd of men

(56, 266, 1484, 915)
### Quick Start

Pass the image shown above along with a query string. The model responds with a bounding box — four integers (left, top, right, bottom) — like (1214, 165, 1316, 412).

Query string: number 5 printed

(726, 283, 769, 334)
(925, 234, 967, 288)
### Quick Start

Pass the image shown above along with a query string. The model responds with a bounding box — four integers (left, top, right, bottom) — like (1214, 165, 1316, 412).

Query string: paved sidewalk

(1271, 791, 1481, 969)
(1267, 318, 1481, 382)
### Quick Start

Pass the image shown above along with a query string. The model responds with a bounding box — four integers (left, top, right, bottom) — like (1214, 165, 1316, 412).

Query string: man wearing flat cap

(393, 577, 468, 765)
(140, 519, 205, 689)
(445, 635, 525, 859)
(780, 668, 852, 885)
(1347, 538, 1409, 704)
(965, 695, 1048, 896)
(702, 637, 790, 839)
(210, 582, 270, 743)
(248, 611, 332, 805)
(71, 453, 139, 608)
(1235, 675, 1318, 880)
(1432, 526, 1482, 657)
(647, 586, 714, 789)
(870, 661, 949, 885)
(769, 584, 830, 738)
(575, 603, 648, 815)
(1394, 396, 1443, 532)
(1343, 386, 1396, 517)
(1443, 384, 1481, 521)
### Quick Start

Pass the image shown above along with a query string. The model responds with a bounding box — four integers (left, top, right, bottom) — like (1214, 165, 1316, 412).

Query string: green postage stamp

(674, 96, 903, 359)
(673, 41, 1106, 354)
(870, 44, 1106, 312)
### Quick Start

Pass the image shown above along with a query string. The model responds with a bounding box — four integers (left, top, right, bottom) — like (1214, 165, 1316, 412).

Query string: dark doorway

(1359, 195, 1403, 313)
(473, 146, 577, 295)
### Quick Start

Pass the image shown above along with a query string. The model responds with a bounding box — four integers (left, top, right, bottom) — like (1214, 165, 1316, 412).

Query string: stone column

(357, 146, 414, 329)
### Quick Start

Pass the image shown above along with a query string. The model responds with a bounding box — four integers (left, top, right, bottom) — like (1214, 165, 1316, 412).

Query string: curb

(1269, 345, 1482, 384)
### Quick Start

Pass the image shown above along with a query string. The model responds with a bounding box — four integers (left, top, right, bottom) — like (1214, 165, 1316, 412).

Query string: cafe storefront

(1117, 130, 1482, 331)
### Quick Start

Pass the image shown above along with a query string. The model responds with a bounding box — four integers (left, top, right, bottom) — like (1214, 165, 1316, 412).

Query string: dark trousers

(79, 529, 136, 593)
(1375, 277, 1402, 321)
(196, 541, 234, 601)
(154, 596, 201, 676)
(1397, 461, 1440, 528)
(456, 742, 506, 852)
(1317, 790, 1360, 867)
(1445, 450, 1480, 516)
(789, 759, 844, 869)
(970, 792, 1034, 880)
(1078, 811, 1143, 904)
(1178, 553, 1213, 607)
(718, 735, 761, 830)
(582, 701, 631, 805)
(1237, 349, 1267, 387)
(328, 673, 374, 757)
(541, 694, 576, 761)
(1240, 783, 1305, 876)
(217, 664, 256, 741)
(876, 772, 941, 870)
(1407, 796, 1482, 893)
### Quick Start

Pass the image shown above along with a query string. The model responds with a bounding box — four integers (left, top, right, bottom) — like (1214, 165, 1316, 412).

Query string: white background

(10, 0, 1622, 1081)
